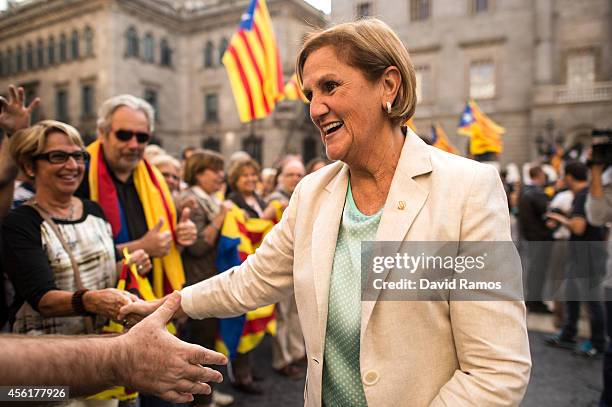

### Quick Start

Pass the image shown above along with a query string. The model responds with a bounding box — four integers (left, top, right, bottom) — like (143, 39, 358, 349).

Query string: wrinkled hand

(0, 85, 40, 134)
(140, 218, 172, 257)
(128, 249, 152, 276)
(83, 288, 137, 321)
(114, 292, 227, 403)
(176, 208, 197, 247)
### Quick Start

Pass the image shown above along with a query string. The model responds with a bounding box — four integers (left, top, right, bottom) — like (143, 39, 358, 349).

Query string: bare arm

(37, 288, 137, 321)
(0, 292, 227, 403)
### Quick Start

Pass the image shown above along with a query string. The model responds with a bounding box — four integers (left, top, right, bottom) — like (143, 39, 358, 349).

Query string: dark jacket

(518, 184, 552, 241)
(227, 191, 267, 219)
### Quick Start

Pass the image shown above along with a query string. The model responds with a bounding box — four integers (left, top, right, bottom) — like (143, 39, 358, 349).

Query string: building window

(125, 26, 139, 58)
(59, 34, 67, 62)
(24, 85, 40, 123)
(16, 46, 23, 73)
(160, 38, 172, 67)
(48, 36, 56, 65)
(414, 64, 432, 103)
(26, 42, 34, 71)
(143, 33, 155, 63)
(56, 88, 69, 122)
(356, 2, 372, 18)
(471, 0, 488, 13)
(242, 135, 262, 164)
(469, 59, 495, 99)
(204, 41, 214, 68)
(81, 84, 95, 118)
(410, 0, 430, 21)
(144, 88, 159, 120)
(84, 26, 94, 57)
(37, 39, 45, 68)
(202, 137, 220, 151)
(567, 51, 595, 88)
(71, 30, 80, 59)
(218, 37, 228, 64)
(204, 93, 219, 122)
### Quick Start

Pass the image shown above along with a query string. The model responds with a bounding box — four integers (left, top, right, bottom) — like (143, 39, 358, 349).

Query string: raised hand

(176, 207, 197, 247)
(0, 85, 40, 134)
(114, 291, 227, 403)
(83, 288, 138, 321)
(140, 217, 172, 257)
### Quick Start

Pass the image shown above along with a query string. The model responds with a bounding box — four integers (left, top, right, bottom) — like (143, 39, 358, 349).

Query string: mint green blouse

(322, 183, 383, 407)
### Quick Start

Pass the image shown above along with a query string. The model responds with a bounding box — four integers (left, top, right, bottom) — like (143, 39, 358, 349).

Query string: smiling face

(101, 106, 150, 177)
(302, 46, 386, 163)
(235, 165, 259, 196)
(29, 131, 85, 198)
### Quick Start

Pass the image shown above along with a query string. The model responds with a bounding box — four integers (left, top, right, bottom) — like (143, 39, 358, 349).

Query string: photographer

(585, 129, 612, 407)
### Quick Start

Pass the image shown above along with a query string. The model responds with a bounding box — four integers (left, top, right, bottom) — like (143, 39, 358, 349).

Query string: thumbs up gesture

(139, 217, 173, 258)
(176, 207, 197, 247)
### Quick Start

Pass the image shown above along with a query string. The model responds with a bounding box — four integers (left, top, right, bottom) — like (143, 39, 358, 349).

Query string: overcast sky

(0, 0, 330, 13)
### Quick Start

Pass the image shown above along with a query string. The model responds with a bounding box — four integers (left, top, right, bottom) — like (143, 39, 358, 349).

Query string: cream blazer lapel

(311, 164, 349, 350)
(361, 130, 433, 338)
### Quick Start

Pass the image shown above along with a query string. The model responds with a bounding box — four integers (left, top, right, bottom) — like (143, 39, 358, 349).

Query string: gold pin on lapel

(397, 201, 406, 210)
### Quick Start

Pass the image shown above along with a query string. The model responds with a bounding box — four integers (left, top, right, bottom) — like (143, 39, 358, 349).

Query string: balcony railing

(534, 81, 612, 105)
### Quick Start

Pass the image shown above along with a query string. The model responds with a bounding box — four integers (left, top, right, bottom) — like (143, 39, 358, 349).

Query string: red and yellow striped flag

(281, 73, 308, 103)
(222, 0, 284, 122)
(431, 122, 459, 154)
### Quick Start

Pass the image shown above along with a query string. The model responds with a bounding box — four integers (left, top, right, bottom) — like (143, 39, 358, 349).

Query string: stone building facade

(0, 0, 326, 165)
(332, 0, 612, 165)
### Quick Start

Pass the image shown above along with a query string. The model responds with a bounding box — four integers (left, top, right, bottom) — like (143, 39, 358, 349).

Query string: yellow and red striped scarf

(87, 140, 185, 297)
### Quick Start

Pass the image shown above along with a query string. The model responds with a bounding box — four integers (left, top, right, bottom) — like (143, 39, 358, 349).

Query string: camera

(591, 129, 612, 166)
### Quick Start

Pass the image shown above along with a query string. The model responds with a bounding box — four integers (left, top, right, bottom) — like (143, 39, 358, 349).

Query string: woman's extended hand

(83, 288, 138, 321)
(117, 296, 166, 323)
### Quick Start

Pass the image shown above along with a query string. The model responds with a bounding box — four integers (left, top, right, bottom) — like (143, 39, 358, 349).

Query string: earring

(386, 101, 392, 114)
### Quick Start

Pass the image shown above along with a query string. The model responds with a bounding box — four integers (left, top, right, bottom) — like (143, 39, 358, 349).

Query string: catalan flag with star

(458, 100, 505, 155)
(222, 0, 284, 122)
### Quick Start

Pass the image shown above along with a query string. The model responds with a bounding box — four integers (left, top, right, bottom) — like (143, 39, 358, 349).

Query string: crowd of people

(0, 82, 328, 407)
(506, 146, 612, 404)
(0, 15, 609, 407)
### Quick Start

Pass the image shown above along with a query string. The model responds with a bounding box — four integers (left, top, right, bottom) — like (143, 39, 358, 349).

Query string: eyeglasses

(32, 150, 90, 164)
(113, 129, 151, 144)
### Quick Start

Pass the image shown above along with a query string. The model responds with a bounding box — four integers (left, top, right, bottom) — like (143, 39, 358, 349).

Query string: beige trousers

(271, 293, 306, 369)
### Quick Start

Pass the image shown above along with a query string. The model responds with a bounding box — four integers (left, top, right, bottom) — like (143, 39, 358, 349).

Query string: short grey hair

(97, 94, 156, 135)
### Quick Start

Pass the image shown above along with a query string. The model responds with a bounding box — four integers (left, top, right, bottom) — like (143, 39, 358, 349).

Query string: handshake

(114, 291, 226, 403)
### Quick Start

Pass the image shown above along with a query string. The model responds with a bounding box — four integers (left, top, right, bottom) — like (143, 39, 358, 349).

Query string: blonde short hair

(227, 158, 260, 192)
(296, 18, 417, 126)
(10, 120, 84, 173)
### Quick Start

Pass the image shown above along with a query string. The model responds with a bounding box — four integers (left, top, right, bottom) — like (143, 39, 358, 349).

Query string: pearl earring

(386, 101, 392, 114)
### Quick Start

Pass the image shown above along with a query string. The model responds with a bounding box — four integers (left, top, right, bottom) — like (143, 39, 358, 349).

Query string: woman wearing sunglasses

(2, 121, 150, 370)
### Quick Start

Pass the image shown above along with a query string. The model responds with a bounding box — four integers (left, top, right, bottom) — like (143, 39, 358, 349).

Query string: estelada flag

(214, 205, 278, 359)
(222, 0, 284, 122)
(458, 100, 504, 155)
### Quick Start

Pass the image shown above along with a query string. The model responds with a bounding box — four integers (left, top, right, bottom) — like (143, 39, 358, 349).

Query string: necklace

(34, 199, 76, 221)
